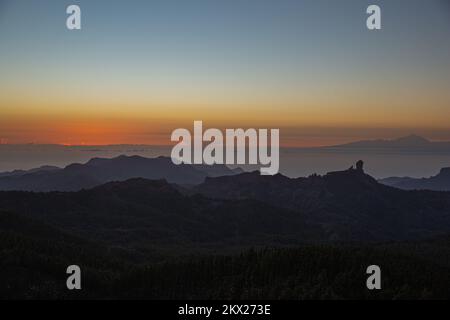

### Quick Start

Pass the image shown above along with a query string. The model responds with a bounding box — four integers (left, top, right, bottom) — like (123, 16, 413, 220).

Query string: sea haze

(1, 135, 450, 179)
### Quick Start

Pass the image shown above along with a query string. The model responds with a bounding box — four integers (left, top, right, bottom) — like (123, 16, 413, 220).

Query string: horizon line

(0, 134, 447, 149)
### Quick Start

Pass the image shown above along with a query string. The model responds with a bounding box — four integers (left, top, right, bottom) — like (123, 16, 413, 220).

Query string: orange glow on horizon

(2, 97, 450, 147)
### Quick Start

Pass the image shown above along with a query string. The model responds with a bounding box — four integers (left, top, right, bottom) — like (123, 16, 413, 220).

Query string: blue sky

(0, 0, 450, 145)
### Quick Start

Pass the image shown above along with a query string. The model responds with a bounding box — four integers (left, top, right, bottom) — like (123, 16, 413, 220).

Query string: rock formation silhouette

(356, 160, 364, 172)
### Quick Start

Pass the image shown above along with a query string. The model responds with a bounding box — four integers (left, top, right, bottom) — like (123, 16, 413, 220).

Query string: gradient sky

(1, 0, 450, 146)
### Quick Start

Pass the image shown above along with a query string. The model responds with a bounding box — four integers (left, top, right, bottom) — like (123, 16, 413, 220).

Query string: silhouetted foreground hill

(0, 179, 322, 254)
(1, 164, 450, 249)
(0, 211, 128, 299)
(0, 155, 241, 192)
(2, 213, 450, 299)
(2, 163, 450, 299)
(380, 167, 450, 191)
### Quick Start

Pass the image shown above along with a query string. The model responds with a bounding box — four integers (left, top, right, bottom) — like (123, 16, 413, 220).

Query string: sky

(0, 0, 450, 146)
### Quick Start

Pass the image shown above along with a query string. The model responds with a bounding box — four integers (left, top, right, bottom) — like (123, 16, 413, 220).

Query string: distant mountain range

(2, 134, 450, 194)
(1, 134, 450, 180)
(0, 165, 60, 178)
(380, 167, 450, 191)
(0, 155, 242, 191)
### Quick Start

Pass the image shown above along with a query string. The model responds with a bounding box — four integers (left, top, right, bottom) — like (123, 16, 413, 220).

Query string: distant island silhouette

(328, 134, 450, 149)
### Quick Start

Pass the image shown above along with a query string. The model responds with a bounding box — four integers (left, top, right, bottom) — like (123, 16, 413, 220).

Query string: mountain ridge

(193, 162, 450, 241)
(0, 155, 241, 192)
(1, 162, 450, 245)
(380, 166, 450, 191)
